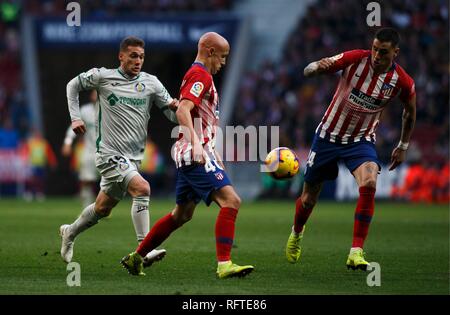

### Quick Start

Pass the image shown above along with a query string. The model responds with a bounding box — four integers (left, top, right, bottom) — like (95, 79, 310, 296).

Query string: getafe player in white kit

(62, 90, 99, 209)
(60, 36, 178, 267)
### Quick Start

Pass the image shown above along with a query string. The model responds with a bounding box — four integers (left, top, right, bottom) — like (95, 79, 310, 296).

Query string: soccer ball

(264, 147, 300, 179)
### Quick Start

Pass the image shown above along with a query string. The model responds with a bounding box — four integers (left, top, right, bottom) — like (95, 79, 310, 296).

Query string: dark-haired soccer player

(60, 36, 178, 267)
(121, 32, 254, 279)
(286, 28, 416, 270)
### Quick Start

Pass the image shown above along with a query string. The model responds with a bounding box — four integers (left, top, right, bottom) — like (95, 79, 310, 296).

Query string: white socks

(131, 196, 150, 242)
(67, 196, 150, 243)
(68, 203, 105, 239)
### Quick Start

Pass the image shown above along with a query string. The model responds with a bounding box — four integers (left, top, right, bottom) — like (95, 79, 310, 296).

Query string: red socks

(293, 197, 313, 234)
(136, 213, 179, 257)
(136, 207, 239, 261)
(215, 207, 238, 262)
(352, 186, 376, 248)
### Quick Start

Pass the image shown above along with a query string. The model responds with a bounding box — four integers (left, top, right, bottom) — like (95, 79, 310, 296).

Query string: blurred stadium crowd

(23, 0, 233, 15)
(233, 0, 449, 203)
(0, 0, 448, 203)
(1, 0, 234, 143)
(0, 0, 234, 199)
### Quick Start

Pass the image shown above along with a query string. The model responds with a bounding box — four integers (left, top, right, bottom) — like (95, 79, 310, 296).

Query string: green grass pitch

(0, 198, 448, 295)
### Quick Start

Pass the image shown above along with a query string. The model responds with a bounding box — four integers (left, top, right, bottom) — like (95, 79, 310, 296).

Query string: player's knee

(131, 181, 151, 197)
(225, 194, 241, 209)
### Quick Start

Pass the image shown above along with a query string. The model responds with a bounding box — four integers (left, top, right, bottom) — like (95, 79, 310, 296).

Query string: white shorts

(79, 154, 99, 182)
(95, 153, 141, 200)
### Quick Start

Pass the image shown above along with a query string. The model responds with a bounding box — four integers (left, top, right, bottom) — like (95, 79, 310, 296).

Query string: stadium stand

(0, 0, 237, 197)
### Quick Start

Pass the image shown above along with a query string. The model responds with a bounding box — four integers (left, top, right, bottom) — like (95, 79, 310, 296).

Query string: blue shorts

(175, 160, 232, 206)
(304, 134, 381, 184)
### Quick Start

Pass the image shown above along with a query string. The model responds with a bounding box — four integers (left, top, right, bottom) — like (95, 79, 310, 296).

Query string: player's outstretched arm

(389, 94, 416, 171)
(304, 50, 367, 78)
(303, 58, 335, 77)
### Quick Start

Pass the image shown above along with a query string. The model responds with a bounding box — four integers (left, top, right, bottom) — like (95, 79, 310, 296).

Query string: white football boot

(143, 249, 167, 268)
(59, 224, 75, 263)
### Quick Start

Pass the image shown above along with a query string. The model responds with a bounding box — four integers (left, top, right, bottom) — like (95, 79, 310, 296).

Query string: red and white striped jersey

(172, 62, 219, 168)
(316, 50, 415, 144)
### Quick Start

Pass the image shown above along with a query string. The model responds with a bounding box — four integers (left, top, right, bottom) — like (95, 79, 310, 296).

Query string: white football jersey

(67, 67, 177, 161)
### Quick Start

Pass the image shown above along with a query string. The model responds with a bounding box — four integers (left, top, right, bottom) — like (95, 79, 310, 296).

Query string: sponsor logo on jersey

(190, 82, 204, 97)
(135, 82, 146, 93)
(107, 93, 119, 106)
(107, 93, 146, 106)
(348, 88, 382, 111)
(118, 96, 146, 106)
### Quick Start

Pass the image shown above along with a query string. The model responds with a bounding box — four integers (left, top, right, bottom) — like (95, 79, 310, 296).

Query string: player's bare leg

(121, 201, 196, 276)
(286, 181, 322, 263)
(60, 191, 118, 263)
(210, 185, 254, 278)
(346, 161, 378, 270)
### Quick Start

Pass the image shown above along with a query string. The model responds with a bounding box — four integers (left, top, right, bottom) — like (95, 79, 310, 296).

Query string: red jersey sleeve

(325, 49, 370, 73)
(179, 69, 212, 106)
(397, 69, 416, 103)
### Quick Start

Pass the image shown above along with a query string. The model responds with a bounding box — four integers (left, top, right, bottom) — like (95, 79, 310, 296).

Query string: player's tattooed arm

(304, 58, 335, 77)
(389, 94, 416, 171)
(399, 94, 416, 146)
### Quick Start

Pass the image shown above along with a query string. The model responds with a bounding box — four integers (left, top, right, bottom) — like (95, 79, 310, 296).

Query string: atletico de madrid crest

(381, 83, 394, 97)
(215, 172, 224, 181)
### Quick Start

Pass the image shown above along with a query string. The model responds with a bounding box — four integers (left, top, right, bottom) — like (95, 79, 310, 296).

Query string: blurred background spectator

(19, 128, 57, 200)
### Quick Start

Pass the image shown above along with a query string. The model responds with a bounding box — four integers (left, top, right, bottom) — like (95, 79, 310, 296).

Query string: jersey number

(108, 155, 130, 171)
(204, 160, 224, 173)
(306, 151, 316, 167)
(108, 156, 126, 165)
